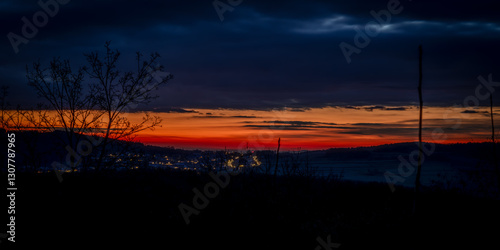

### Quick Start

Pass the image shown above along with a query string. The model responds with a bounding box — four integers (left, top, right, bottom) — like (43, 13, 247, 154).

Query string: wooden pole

(414, 45, 423, 215)
(274, 137, 281, 180)
(491, 94, 500, 188)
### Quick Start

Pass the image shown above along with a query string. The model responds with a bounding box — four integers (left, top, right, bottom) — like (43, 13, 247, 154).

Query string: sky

(1, 0, 500, 149)
(133, 106, 498, 150)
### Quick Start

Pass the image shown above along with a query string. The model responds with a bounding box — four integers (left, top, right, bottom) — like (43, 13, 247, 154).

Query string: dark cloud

(239, 115, 496, 140)
(263, 120, 337, 126)
(243, 125, 313, 131)
(244, 120, 341, 130)
(230, 115, 260, 118)
(461, 110, 488, 114)
(336, 127, 416, 136)
(150, 107, 198, 113)
(344, 105, 361, 110)
(264, 120, 318, 126)
(288, 107, 311, 112)
(351, 123, 386, 126)
(364, 106, 386, 111)
(191, 115, 226, 119)
(1, 0, 499, 110)
(189, 114, 261, 119)
(363, 106, 407, 111)
(384, 107, 407, 111)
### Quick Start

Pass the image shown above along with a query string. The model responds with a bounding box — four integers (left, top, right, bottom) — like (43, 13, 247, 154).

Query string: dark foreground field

(9, 168, 500, 249)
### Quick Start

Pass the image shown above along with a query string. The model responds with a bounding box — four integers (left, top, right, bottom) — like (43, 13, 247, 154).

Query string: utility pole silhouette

(490, 94, 500, 189)
(273, 137, 281, 190)
(414, 45, 423, 215)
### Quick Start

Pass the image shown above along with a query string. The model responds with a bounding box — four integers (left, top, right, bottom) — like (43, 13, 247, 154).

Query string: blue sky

(1, 0, 500, 111)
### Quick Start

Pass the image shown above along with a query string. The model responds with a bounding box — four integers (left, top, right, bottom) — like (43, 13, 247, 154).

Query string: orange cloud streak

(131, 106, 496, 150)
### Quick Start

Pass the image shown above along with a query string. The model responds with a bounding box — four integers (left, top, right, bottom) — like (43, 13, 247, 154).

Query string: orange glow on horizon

(5, 106, 495, 150)
(129, 106, 497, 150)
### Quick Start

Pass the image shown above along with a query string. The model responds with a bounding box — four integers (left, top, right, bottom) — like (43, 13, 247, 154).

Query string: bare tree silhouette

(0, 87, 53, 172)
(26, 57, 101, 169)
(84, 42, 173, 170)
(24, 42, 173, 171)
(14, 108, 51, 172)
(0, 85, 9, 128)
